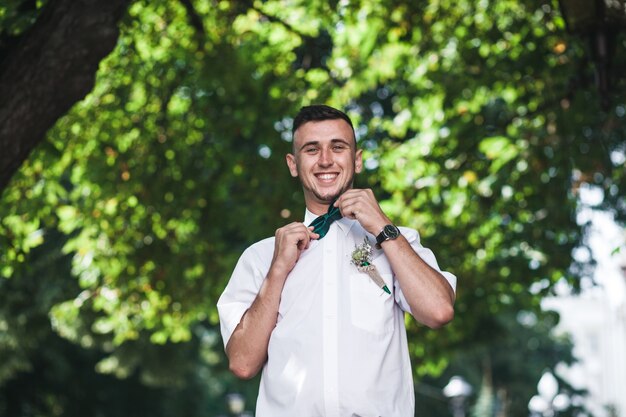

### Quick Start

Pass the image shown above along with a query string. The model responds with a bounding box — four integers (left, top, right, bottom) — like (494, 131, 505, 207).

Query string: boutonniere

(351, 238, 391, 295)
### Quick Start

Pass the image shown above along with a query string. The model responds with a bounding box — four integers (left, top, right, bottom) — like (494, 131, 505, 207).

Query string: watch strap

(375, 224, 399, 248)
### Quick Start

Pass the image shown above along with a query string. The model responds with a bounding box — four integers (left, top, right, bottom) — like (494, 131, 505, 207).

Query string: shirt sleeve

(393, 227, 457, 315)
(217, 244, 268, 348)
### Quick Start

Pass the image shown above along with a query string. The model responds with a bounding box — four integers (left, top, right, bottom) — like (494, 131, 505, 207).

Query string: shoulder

(240, 236, 275, 262)
(248, 235, 275, 250)
(230, 236, 275, 277)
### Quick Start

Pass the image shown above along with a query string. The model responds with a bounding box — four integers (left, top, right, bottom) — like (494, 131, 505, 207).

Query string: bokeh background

(1, 0, 625, 416)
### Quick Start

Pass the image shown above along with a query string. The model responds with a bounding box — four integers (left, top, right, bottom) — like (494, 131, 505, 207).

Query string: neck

(306, 203, 329, 216)
(306, 196, 339, 216)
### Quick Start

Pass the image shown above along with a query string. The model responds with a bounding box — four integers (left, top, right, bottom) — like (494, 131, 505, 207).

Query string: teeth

(317, 174, 337, 180)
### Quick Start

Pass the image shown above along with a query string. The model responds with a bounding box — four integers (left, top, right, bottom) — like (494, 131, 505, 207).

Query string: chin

(315, 191, 341, 203)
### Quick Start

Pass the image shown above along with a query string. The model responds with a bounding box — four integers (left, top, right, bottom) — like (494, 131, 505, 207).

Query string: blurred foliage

(0, 0, 47, 38)
(415, 309, 585, 417)
(1, 0, 625, 415)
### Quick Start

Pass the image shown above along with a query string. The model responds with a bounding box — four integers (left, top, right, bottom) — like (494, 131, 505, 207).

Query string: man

(217, 105, 456, 416)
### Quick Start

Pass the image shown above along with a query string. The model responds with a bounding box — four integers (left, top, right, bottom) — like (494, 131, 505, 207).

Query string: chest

(274, 225, 396, 334)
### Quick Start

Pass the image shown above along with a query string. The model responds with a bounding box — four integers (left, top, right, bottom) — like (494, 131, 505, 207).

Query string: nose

(317, 148, 333, 167)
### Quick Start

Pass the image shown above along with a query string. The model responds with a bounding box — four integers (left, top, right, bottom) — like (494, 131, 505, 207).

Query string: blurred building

(542, 211, 626, 417)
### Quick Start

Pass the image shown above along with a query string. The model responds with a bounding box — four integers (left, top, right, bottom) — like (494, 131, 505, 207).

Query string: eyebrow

(298, 138, 353, 152)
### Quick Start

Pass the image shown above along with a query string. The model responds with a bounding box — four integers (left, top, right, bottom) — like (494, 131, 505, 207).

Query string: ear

(286, 153, 299, 177)
(355, 149, 363, 174)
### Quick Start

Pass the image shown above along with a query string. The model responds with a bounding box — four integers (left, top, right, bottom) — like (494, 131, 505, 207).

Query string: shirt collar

(304, 208, 356, 236)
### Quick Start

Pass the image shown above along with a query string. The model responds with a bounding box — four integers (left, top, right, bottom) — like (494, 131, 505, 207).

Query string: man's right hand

(225, 222, 318, 379)
(270, 222, 319, 276)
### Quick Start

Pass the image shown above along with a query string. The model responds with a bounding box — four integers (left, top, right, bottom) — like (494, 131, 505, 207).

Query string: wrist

(375, 223, 400, 249)
(371, 215, 391, 236)
(268, 261, 292, 282)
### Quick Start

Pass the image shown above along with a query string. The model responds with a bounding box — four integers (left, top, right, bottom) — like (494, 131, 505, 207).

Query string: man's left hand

(334, 189, 390, 236)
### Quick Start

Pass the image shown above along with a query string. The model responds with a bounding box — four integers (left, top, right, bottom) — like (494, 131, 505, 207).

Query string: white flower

(351, 237, 373, 267)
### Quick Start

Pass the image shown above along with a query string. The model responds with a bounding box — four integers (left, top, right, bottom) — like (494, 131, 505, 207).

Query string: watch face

(384, 224, 399, 238)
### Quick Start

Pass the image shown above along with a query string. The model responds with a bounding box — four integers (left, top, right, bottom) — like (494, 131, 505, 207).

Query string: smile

(315, 173, 338, 182)
(315, 174, 338, 181)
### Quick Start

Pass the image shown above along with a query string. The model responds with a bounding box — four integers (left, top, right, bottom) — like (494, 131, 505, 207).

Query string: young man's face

(286, 118, 363, 215)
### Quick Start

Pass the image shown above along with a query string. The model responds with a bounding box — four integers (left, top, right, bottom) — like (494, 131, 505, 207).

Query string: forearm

(225, 267, 287, 379)
(381, 235, 455, 328)
(334, 188, 455, 327)
(225, 221, 317, 379)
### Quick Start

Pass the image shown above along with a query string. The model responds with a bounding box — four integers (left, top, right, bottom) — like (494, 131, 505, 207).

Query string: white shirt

(217, 211, 456, 417)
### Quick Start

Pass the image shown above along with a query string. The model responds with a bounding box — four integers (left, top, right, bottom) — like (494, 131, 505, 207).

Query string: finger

(339, 201, 355, 218)
(282, 223, 311, 241)
(333, 189, 352, 206)
(337, 191, 364, 208)
(297, 233, 311, 251)
(334, 193, 349, 207)
(276, 222, 304, 235)
(337, 200, 358, 219)
(338, 188, 363, 201)
(334, 191, 350, 206)
(295, 230, 309, 251)
(307, 226, 320, 239)
(277, 224, 310, 246)
(297, 227, 312, 248)
(292, 226, 317, 250)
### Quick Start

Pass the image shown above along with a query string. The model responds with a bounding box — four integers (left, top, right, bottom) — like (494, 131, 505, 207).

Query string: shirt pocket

(349, 272, 395, 335)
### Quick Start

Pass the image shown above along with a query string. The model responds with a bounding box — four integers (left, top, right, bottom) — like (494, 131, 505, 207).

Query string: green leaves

(478, 136, 520, 173)
(2, 0, 626, 414)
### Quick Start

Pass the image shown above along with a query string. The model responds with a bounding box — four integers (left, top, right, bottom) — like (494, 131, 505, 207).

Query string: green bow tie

(309, 200, 342, 239)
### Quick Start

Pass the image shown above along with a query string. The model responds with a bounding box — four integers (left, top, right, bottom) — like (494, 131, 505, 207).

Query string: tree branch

(0, 0, 131, 193)
(178, 0, 206, 50)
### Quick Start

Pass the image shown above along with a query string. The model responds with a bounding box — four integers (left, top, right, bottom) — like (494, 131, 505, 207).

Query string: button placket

(322, 225, 340, 417)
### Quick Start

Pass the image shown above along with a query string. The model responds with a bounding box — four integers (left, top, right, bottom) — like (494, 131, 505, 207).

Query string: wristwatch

(375, 224, 400, 249)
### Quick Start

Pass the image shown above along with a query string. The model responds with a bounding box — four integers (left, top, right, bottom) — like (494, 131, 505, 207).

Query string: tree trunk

(0, 0, 130, 192)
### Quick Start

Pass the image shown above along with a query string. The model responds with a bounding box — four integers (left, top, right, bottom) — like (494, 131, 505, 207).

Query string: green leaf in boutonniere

(351, 238, 390, 295)
(351, 237, 373, 267)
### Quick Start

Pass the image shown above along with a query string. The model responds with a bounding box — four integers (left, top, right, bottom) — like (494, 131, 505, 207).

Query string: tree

(1, 0, 625, 414)
(0, 0, 130, 190)
(0, 229, 241, 417)
(414, 309, 586, 417)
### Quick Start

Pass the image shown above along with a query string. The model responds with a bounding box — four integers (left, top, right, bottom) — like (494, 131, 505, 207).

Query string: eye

(332, 144, 347, 151)
(304, 147, 318, 154)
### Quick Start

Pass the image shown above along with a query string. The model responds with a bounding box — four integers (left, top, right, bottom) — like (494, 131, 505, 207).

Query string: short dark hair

(292, 104, 355, 140)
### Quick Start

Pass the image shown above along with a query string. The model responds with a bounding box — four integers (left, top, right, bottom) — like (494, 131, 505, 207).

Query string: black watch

(375, 224, 400, 249)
